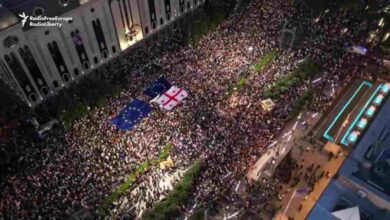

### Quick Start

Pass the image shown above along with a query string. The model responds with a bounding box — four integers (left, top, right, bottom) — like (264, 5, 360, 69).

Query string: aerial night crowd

(0, 0, 387, 219)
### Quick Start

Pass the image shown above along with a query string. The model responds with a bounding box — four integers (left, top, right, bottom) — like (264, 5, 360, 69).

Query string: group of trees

(99, 144, 174, 217)
(142, 160, 203, 220)
(59, 78, 120, 128)
(222, 51, 279, 100)
(263, 59, 320, 99)
(188, 2, 228, 45)
(288, 88, 315, 119)
(254, 51, 279, 73)
(33, 73, 121, 128)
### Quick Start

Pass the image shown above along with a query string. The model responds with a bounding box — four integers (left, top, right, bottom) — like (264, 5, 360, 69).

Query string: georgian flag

(156, 86, 188, 110)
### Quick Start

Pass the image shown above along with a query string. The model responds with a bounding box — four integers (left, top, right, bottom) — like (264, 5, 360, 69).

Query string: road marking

(293, 120, 299, 130)
(269, 141, 278, 147)
(281, 146, 286, 154)
(235, 181, 241, 192)
(312, 77, 322, 83)
(283, 131, 292, 138)
(227, 211, 240, 219)
(223, 172, 231, 179)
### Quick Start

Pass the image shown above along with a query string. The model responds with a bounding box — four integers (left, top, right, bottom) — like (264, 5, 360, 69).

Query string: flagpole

(283, 189, 296, 217)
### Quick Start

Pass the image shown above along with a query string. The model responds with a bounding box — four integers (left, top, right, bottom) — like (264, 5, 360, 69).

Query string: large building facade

(0, 0, 205, 107)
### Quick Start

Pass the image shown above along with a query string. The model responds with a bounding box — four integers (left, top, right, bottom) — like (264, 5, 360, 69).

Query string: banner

(156, 86, 188, 110)
(144, 77, 171, 98)
(111, 99, 152, 130)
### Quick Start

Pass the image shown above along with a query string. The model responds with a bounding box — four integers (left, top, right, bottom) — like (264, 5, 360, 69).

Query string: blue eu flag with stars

(111, 100, 152, 130)
(144, 77, 171, 98)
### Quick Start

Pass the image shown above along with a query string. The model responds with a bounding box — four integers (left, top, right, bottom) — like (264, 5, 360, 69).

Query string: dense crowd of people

(0, 0, 388, 219)
(116, 169, 185, 219)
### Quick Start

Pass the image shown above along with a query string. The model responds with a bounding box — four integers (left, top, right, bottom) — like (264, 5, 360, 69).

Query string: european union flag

(144, 77, 171, 98)
(111, 100, 152, 130)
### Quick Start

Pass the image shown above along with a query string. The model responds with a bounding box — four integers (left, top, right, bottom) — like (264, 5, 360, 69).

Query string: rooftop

(339, 93, 390, 199)
(308, 85, 390, 219)
(308, 180, 390, 220)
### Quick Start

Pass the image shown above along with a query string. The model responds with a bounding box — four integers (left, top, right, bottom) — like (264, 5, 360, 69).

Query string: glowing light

(379, 18, 385, 27)
(269, 141, 277, 147)
(357, 118, 367, 129)
(348, 131, 360, 143)
(368, 32, 376, 42)
(283, 131, 292, 138)
(79, 0, 90, 4)
(312, 78, 322, 84)
(332, 85, 335, 96)
(366, 106, 376, 117)
(381, 83, 390, 93)
(293, 120, 298, 130)
(373, 94, 384, 105)
(383, 33, 390, 42)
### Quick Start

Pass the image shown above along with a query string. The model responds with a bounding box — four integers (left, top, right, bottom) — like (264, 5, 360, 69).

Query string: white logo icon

(19, 12, 29, 27)
(17, 12, 72, 29)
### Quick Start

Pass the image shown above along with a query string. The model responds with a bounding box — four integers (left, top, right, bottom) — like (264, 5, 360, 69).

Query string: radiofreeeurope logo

(19, 12, 29, 27)
(18, 12, 73, 28)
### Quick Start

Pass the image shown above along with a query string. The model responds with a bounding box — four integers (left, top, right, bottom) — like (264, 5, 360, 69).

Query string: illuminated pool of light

(373, 94, 384, 105)
(348, 131, 360, 143)
(381, 83, 390, 93)
(357, 118, 368, 129)
(366, 106, 376, 117)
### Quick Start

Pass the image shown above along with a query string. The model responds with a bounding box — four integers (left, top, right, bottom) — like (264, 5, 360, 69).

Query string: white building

(0, 0, 205, 107)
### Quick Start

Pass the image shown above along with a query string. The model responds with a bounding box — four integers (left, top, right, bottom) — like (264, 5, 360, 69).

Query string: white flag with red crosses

(156, 86, 188, 110)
